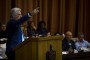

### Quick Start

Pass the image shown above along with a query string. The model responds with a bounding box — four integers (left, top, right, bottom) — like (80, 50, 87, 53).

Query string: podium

(14, 36, 63, 60)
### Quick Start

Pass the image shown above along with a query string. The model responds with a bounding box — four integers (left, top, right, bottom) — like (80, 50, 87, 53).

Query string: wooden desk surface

(62, 52, 90, 60)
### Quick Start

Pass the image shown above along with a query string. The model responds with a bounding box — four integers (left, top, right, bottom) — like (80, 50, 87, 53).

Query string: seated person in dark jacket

(37, 20, 48, 37)
(0, 24, 7, 59)
(0, 24, 7, 44)
(62, 31, 76, 53)
(27, 21, 37, 37)
(0, 24, 7, 39)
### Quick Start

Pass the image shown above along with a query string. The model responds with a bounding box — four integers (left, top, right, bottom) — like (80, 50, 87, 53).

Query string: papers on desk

(81, 47, 90, 52)
(0, 38, 7, 41)
(62, 48, 90, 55)
(74, 49, 78, 53)
(62, 50, 78, 54)
(62, 51, 68, 54)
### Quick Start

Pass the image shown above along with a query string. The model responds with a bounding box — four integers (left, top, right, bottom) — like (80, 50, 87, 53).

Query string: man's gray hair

(11, 8, 21, 18)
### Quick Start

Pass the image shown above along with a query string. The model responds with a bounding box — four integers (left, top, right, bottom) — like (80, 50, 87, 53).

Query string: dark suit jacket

(27, 27, 37, 36)
(37, 28, 48, 36)
(62, 38, 76, 51)
(6, 13, 31, 52)
(0, 30, 7, 38)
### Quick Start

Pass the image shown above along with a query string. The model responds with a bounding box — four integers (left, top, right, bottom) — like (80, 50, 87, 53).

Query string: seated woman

(27, 21, 37, 37)
(37, 20, 48, 37)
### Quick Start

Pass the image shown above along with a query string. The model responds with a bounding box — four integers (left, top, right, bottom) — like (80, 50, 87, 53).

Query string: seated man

(0, 24, 7, 59)
(75, 33, 90, 52)
(62, 31, 76, 53)
(0, 24, 7, 39)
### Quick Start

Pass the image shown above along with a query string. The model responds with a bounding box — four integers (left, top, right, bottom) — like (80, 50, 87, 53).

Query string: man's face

(1, 25, 6, 31)
(66, 33, 72, 40)
(78, 36, 84, 41)
(15, 11, 22, 20)
(77, 34, 84, 41)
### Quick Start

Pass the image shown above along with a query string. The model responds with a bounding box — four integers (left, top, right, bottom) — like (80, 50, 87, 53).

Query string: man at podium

(5, 7, 39, 60)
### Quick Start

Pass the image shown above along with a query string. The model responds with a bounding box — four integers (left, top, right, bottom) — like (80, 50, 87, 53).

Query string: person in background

(37, 20, 49, 37)
(0, 24, 7, 59)
(54, 32, 62, 36)
(27, 21, 37, 37)
(6, 7, 39, 60)
(0, 22, 1, 31)
(62, 31, 76, 53)
(0, 24, 7, 39)
(75, 33, 90, 52)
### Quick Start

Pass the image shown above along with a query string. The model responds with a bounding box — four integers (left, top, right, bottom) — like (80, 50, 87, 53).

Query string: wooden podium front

(14, 36, 63, 60)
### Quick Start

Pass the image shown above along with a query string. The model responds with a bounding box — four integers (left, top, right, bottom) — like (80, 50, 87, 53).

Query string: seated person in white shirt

(75, 33, 90, 52)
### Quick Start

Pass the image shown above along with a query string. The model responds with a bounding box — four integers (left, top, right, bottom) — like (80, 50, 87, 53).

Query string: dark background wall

(0, 0, 90, 42)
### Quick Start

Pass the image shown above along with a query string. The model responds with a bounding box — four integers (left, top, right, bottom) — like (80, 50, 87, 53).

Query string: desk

(62, 52, 90, 60)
